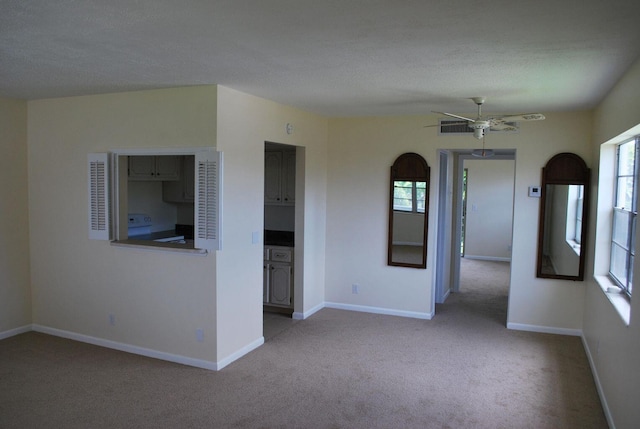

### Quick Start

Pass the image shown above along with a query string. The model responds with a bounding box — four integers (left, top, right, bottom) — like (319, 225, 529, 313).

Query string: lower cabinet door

(263, 263, 270, 303)
(269, 263, 291, 306)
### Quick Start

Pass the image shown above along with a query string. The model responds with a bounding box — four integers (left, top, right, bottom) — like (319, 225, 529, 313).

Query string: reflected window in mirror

(537, 153, 590, 280)
(388, 153, 430, 268)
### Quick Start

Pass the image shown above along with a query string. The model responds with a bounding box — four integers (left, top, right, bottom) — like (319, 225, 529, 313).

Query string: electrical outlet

(196, 328, 204, 342)
(109, 314, 115, 326)
(352, 284, 359, 294)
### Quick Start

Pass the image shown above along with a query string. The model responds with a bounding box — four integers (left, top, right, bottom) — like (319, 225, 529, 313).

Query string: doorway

(434, 150, 515, 312)
(263, 142, 302, 340)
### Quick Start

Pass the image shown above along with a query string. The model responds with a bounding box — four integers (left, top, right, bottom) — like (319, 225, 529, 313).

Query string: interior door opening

(263, 142, 302, 341)
(434, 150, 515, 318)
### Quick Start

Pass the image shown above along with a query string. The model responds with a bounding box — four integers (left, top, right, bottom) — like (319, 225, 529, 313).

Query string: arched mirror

(388, 153, 430, 268)
(536, 152, 590, 280)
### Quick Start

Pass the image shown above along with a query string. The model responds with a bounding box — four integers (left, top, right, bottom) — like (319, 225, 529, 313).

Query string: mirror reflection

(536, 153, 590, 280)
(539, 184, 584, 276)
(388, 153, 430, 268)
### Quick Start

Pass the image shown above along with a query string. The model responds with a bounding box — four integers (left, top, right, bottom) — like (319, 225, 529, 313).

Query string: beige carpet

(0, 264, 607, 428)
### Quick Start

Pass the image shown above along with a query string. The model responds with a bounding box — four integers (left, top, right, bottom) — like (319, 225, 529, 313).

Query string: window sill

(594, 275, 631, 326)
(111, 239, 208, 255)
(566, 239, 581, 256)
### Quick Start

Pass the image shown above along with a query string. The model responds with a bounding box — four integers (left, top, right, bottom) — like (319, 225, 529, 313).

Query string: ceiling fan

(428, 97, 546, 139)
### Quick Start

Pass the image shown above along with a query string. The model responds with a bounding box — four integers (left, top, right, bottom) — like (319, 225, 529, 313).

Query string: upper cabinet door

(154, 156, 180, 180)
(128, 155, 180, 181)
(264, 149, 295, 205)
(128, 156, 156, 179)
(282, 150, 296, 204)
(264, 151, 283, 204)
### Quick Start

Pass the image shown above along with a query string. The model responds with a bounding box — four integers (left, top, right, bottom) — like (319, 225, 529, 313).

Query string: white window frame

(610, 138, 638, 297)
(393, 180, 427, 213)
(88, 147, 222, 252)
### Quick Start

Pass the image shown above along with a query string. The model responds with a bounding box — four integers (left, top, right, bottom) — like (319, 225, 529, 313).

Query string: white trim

(325, 302, 433, 320)
(581, 334, 616, 429)
(507, 322, 582, 337)
(111, 147, 214, 156)
(292, 302, 325, 320)
(216, 337, 264, 370)
(463, 255, 511, 262)
(0, 324, 32, 340)
(594, 275, 631, 326)
(32, 324, 219, 370)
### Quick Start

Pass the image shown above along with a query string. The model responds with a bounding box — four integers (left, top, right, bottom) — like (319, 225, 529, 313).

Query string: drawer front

(270, 248, 292, 263)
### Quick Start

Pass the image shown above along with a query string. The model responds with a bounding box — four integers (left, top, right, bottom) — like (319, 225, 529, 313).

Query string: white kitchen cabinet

(263, 246, 293, 307)
(269, 263, 291, 306)
(162, 155, 195, 203)
(264, 150, 295, 205)
(129, 155, 180, 181)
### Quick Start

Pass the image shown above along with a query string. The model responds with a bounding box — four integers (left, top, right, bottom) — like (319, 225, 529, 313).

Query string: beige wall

(584, 58, 640, 429)
(214, 86, 328, 360)
(326, 116, 437, 317)
(23, 84, 328, 369)
(326, 111, 593, 326)
(506, 111, 592, 332)
(27, 87, 220, 365)
(0, 97, 31, 336)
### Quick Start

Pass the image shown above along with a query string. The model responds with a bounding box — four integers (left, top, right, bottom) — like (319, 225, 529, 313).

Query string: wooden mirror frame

(388, 153, 430, 268)
(536, 152, 590, 280)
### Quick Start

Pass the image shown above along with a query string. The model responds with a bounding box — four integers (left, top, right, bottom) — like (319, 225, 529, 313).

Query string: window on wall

(393, 181, 426, 213)
(564, 184, 584, 252)
(87, 148, 222, 252)
(610, 138, 638, 296)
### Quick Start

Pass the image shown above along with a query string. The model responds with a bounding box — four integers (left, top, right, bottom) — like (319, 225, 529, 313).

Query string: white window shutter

(195, 149, 222, 251)
(88, 153, 111, 240)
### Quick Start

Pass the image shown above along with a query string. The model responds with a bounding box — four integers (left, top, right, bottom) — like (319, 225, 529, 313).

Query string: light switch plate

(528, 186, 541, 197)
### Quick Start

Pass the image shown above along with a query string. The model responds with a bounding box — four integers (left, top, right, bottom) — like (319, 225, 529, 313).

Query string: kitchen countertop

(129, 230, 185, 241)
(264, 230, 294, 247)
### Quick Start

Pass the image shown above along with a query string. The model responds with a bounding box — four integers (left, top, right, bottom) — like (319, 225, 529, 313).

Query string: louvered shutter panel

(195, 149, 222, 251)
(88, 153, 111, 240)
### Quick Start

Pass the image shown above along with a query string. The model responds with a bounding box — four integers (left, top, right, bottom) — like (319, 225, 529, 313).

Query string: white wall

(506, 111, 593, 332)
(326, 116, 437, 318)
(24, 84, 328, 369)
(0, 97, 31, 337)
(215, 86, 328, 360)
(463, 159, 514, 260)
(27, 87, 220, 365)
(326, 112, 593, 325)
(583, 58, 640, 429)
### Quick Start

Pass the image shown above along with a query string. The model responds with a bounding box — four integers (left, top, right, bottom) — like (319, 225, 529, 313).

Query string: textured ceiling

(1, 0, 640, 116)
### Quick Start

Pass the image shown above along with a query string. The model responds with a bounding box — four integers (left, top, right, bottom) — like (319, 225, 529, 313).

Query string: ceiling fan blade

(492, 113, 546, 122)
(432, 111, 475, 122)
(489, 122, 518, 131)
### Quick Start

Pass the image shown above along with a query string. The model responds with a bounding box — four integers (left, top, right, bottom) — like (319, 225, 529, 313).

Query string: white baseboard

(507, 322, 581, 337)
(581, 335, 616, 429)
(325, 302, 433, 320)
(0, 324, 32, 341)
(32, 324, 224, 371)
(463, 255, 511, 262)
(436, 288, 451, 304)
(292, 302, 325, 320)
(216, 337, 264, 370)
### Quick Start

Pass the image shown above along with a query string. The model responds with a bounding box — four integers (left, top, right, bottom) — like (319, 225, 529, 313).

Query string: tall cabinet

(265, 149, 296, 205)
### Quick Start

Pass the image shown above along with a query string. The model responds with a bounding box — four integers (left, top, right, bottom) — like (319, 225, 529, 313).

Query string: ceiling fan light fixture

(473, 128, 484, 139)
(472, 148, 494, 158)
